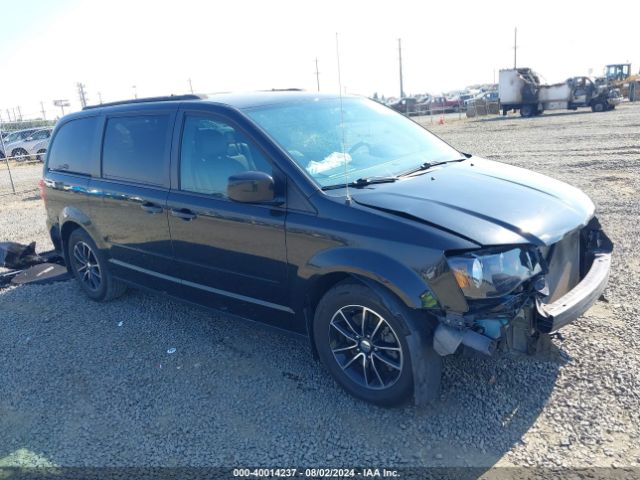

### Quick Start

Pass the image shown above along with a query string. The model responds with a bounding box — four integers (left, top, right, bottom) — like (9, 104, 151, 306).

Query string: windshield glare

(245, 97, 461, 188)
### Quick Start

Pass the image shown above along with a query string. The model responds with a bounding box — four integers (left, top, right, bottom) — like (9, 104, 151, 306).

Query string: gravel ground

(0, 103, 639, 472)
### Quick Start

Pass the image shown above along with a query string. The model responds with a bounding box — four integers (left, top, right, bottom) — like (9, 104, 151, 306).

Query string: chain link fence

(1, 118, 56, 196)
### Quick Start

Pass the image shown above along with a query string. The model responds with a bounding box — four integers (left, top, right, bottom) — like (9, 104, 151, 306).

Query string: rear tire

(36, 149, 46, 162)
(67, 228, 126, 302)
(591, 101, 605, 113)
(520, 104, 535, 117)
(313, 280, 414, 406)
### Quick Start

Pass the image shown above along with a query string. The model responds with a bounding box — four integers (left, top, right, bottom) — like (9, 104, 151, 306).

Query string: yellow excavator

(605, 64, 640, 101)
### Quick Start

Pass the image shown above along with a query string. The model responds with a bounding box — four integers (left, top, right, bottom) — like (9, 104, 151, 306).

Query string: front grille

(543, 228, 582, 303)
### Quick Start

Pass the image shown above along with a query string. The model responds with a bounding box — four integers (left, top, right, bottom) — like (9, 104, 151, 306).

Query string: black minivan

(42, 92, 612, 406)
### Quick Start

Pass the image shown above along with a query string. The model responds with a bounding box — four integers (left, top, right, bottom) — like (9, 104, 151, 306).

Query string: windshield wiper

(399, 158, 467, 177)
(322, 176, 398, 190)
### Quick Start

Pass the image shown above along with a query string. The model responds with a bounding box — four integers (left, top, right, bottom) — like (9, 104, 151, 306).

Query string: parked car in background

(428, 96, 461, 113)
(457, 93, 474, 109)
(466, 91, 499, 106)
(416, 95, 432, 114)
(2, 128, 40, 144)
(388, 97, 419, 116)
(2, 128, 53, 161)
(0, 128, 40, 158)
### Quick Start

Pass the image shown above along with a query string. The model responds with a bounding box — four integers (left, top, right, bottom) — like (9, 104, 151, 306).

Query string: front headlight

(447, 247, 542, 299)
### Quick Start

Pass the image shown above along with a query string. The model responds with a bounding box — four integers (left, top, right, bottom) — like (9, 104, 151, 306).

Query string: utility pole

(98, 92, 103, 104)
(40, 101, 46, 120)
(398, 38, 405, 98)
(513, 27, 518, 69)
(188, 78, 194, 94)
(16, 107, 22, 121)
(132, 85, 138, 99)
(315, 58, 320, 92)
(77, 82, 88, 108)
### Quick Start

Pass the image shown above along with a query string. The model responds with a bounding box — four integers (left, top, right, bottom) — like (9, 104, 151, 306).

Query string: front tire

(12, 148, 28, 162)
(313, 281, 413, 406)
(67, 229, 126, 302)
(592, 101, 605, 112)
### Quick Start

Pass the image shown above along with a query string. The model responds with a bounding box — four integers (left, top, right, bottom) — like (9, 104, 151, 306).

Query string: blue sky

(1, 0, 639, 120)
(0, 0, 75, 54)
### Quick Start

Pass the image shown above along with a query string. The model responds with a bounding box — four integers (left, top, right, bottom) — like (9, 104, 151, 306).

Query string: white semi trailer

(499, 68, 620, 117)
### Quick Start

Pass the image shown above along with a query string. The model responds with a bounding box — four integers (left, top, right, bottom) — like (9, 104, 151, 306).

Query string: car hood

(351, 158, 595, 247)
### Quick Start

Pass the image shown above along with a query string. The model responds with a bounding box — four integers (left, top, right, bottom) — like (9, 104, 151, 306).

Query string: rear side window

(48, 117, 99, 174)
(31, 129, 51, 140)
(102, 115, 170, 186)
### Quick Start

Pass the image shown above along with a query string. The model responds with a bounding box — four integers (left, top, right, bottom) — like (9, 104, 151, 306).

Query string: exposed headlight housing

(447, 247, 542, 299)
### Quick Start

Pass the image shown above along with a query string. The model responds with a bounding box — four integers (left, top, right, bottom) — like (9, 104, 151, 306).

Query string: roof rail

(264, 88, 305, 92)
(83, 94, 205, 110)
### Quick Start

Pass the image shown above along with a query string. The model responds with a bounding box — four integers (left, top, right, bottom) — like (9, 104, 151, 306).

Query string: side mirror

(228, 171, 278, 204)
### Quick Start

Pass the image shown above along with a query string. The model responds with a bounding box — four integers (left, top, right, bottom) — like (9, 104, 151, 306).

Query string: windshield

(3, 131, 22, 143)
(245, 97, 461, 188)
(3, 130, 33, 143)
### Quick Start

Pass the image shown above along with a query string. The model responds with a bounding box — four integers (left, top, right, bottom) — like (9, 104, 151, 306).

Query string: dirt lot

(1, 103, 639, 473)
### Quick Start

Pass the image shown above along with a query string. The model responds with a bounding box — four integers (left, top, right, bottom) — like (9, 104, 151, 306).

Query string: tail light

(38, 178, 46, 204)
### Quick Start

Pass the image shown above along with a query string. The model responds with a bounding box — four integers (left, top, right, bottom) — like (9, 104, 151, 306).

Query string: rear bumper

(536, 240, 612, 333)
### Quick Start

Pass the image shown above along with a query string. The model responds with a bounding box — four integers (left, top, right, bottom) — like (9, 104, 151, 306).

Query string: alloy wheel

(328, 305, 404, 390)
(72, 241, 102, 291)
(13, 148, 28, 162)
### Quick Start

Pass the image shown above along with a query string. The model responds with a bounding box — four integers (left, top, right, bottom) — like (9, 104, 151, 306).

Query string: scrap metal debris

(0, 242, 44, 269)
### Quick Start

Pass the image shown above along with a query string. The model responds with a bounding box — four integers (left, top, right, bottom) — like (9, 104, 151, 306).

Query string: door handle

(141, 202, 163, 214)
(170, 208, 197, 221)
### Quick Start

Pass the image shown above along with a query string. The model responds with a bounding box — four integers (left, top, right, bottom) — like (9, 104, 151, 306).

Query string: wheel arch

(304, 269, 442, 406)
(59, 207, 107, 270)
(300, 247, 440, 354)
(300, 247, 434, 311)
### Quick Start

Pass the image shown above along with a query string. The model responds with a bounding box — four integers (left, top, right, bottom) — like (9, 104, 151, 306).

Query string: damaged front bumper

(535, 249, 611, 333)
(433, 218, 613, 356)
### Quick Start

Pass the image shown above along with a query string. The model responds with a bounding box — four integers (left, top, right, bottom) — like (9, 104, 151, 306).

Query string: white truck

(499, 68, 621, 117)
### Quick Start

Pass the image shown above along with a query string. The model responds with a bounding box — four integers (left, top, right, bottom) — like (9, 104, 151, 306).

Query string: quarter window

(47, 117, 99, 174)
(102, 115, 170, 185)
(179, 115, 273, 197)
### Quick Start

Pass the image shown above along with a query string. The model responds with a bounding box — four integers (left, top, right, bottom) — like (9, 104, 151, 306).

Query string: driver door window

(179, 115, 273, 197)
